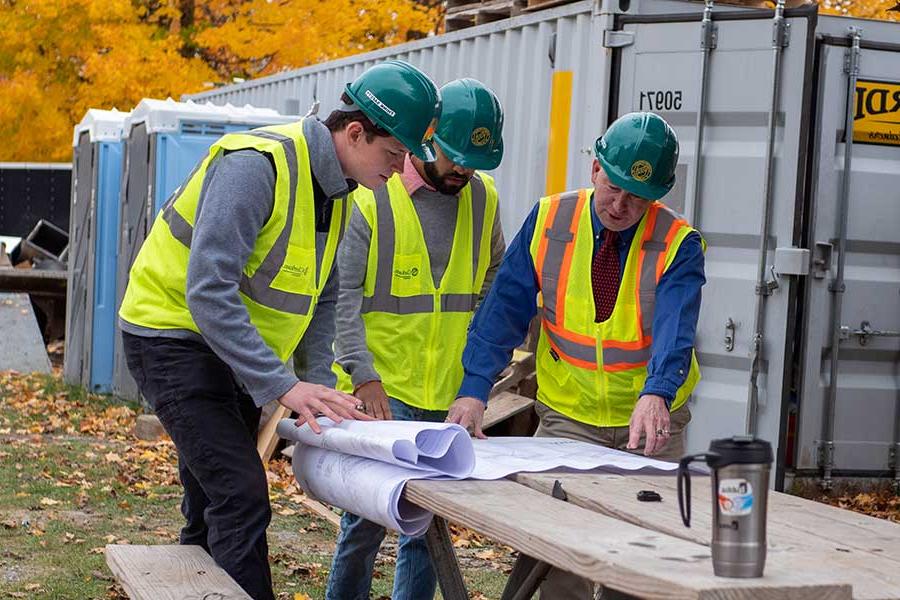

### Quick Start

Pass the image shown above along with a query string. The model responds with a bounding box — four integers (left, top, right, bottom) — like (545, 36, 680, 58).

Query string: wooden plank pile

(446, 0, 582, 32)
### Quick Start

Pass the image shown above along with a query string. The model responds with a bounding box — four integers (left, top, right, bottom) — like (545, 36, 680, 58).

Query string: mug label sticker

(718, 478, 754, 516)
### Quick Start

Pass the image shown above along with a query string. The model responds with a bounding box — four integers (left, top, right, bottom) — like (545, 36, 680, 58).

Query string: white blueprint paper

(276, 418, 474, 477)
(279, 419, 678, 536)
(469, 437, 678, 479)
(290, 446, 441, 536)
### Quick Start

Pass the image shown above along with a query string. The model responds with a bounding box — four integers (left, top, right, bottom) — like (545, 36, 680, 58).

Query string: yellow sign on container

(853, 79, 900, 147)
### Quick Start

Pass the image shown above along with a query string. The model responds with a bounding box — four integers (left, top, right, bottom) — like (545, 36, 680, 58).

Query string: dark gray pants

(122, 332, 274, 600)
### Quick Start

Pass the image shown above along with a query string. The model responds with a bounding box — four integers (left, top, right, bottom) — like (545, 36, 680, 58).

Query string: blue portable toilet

(112, 99, 296, 402)
(65, 109, 129, 392)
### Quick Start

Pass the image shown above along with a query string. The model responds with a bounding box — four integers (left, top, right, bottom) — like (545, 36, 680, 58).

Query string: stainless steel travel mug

(678, 436, 774, 578)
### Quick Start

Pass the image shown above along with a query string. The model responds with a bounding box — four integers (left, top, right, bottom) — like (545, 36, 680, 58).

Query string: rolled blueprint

(278, 418, 680, 536)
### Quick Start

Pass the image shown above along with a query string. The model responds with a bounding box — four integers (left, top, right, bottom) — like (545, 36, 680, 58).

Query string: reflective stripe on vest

(535, 192, 687, 372)
(161, 129, 316, 316)
(360, 173, 488, 314)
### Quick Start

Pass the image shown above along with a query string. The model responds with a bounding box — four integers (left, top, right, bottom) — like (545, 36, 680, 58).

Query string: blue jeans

(325, 397, 448, 600)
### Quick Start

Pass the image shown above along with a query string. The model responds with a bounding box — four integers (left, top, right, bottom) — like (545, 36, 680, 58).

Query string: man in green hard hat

(117, 60, 441, 600)
(449, 111, 706, 598)
(325, 78, 505, 600)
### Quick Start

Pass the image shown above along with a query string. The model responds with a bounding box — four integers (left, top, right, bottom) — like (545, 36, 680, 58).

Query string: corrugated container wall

(185, 1, 604, 238)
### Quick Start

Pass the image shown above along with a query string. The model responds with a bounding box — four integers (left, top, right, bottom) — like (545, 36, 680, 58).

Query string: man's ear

(345, 121, 365, 146)
(591, 159, 602, 185)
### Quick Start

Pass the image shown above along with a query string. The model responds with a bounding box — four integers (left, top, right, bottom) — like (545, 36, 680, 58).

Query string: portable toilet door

(111, 99, 296, 402)
(65, 109, 128, 389)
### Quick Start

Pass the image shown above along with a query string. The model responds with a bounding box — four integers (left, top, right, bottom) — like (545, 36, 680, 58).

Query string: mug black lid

(708, 436, 773, 467)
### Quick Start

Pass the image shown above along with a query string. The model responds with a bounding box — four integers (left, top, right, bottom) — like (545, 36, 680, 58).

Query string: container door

(795, 38, 900, 476)
(612, 10, 815, 467)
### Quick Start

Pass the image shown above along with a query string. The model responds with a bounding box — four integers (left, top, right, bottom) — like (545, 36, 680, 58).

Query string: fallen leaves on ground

(813, 489, 900, 523)
(0, 371, 136, 439)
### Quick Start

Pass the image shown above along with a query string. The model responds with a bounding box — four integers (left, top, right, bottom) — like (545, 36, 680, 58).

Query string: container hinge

(603, 30, 635, 48)
(840, 321, 900, 346)
(772, 18, 790, 48)
(844, 27, 862, 75)
(701, 20, 718, 50)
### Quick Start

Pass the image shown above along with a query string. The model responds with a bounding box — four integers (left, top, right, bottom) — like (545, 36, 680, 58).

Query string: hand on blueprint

(354, 380, 393, 420)
(627, 394, 670, 456)
(446, 396, 487, 439)
(278, 381, 373, 434)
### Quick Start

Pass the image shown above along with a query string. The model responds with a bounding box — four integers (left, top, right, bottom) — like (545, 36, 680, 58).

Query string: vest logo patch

(471, 127, 491, 147)
(282, 264, 310, 277)
(630, 160, 652, 182)
(394, 267, 419, 280)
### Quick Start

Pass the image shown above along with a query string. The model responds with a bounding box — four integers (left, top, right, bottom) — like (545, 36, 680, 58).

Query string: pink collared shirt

(399, 154, 435, 196)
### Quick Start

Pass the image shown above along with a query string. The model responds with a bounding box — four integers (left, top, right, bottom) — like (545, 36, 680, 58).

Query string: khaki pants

(533, 401, 692, 600)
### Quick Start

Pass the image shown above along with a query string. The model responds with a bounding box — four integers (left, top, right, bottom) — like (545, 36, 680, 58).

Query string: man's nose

(452, 163, 473, 176)
(612, 190, 631, 211)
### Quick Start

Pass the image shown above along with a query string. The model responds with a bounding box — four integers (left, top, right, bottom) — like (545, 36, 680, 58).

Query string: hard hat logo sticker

(631, 160, 652, 182)
(365, 89, 396, 118)
(423, 118, 438, 143)
(470, 127, 491, 147)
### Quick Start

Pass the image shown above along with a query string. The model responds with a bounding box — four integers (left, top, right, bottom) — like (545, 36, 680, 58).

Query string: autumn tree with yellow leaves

(0, 0, 897, 162)
(0, 0, 440, 162)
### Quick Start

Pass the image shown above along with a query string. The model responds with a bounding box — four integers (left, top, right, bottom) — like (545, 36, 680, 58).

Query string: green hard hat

(344, 60, 441, 162)
(593, 112, 679, 201)
(432, 78, 504, 170)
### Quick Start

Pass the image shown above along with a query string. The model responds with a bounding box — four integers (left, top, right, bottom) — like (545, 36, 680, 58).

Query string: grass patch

(1, 372, 510, 598)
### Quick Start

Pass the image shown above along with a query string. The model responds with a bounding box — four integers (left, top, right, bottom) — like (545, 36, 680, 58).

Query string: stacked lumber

(444, 0, 528, 32)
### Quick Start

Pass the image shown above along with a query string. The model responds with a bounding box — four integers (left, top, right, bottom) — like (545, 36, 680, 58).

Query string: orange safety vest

(529, 188, 702, 426)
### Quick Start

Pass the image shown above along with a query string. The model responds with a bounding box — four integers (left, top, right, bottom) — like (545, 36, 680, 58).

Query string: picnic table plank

(512, 472, 900, 600)
(482, 391, 534, 429)
(105, 544, 250, 600)
(405, 479, 852, 600)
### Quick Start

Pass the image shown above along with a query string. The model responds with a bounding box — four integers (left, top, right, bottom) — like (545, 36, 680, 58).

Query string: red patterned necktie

(591, 229, 620, 322)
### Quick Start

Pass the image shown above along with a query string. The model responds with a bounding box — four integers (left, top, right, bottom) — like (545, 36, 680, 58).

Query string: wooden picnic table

(404, 471, 900, 600)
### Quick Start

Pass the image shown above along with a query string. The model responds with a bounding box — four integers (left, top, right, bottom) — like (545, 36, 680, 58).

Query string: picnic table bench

(405, 471, 900, 600)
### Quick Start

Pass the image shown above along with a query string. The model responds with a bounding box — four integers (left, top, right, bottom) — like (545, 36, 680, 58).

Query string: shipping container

(183, 0, 900, 488)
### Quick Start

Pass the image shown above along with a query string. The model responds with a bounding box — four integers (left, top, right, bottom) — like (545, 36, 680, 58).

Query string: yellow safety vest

(119, 120, 345, 362)
(529, 189, 702, 427)
(336, 172, 498, 410)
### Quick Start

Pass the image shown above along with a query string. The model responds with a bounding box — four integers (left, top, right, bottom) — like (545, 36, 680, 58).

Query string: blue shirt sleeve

(640, 231, 705, 407)
(457, 204, 540, 403)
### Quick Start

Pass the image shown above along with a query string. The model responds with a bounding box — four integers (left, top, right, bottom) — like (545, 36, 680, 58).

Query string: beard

(424, 161, 469, 196)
